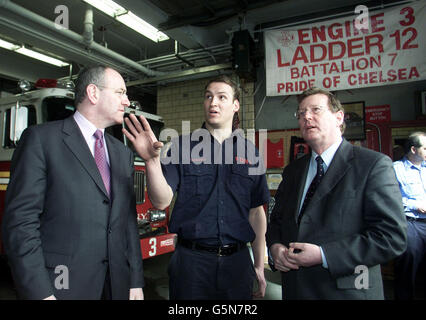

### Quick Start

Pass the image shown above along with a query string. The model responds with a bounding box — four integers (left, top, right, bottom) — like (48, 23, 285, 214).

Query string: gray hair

(74, 65, 108, 106)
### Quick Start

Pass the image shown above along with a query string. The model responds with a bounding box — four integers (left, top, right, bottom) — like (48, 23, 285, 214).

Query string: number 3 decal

(149, 238, 157, 257)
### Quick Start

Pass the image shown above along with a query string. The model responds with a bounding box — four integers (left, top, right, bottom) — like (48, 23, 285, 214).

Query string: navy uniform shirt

(162, 125, 270, 245)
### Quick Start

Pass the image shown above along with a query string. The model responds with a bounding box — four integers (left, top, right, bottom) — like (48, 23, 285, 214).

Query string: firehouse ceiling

(0, 0, 405, 96)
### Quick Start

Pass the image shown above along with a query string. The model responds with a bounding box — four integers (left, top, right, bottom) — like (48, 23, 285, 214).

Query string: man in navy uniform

(124, 75, 270, 300)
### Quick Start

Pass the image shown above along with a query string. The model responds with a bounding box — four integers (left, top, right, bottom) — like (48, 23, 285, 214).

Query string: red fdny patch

(235, 156, 252, 165)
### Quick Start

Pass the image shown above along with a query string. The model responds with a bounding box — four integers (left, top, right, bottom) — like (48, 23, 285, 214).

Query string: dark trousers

(394, 219, 426, 300)
(168, 245, 255, 300)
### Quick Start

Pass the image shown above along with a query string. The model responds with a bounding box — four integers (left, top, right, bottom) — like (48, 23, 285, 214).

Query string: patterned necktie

(298, 156, 324, 225)
(94, 130, 111, 197)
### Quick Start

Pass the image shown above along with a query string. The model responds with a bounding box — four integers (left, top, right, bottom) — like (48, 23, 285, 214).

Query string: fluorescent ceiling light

(16, 47, 69, 67)
(83, 0, 126, 17)
(0, 39, 20, 50)
(0, 38, 69, 67)
(116, 12, 169, 42)
(82, 0, 169, 42)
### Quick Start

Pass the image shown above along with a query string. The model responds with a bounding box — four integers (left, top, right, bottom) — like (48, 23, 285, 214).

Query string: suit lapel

(105, 133, 122, 202)
(293, 155, 311, 222)
(304, 139, 354, 213)
(62, 117, 109, 198)
(105, 133, 132, 226)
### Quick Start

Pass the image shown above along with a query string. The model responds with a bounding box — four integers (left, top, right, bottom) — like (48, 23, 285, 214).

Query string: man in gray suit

(2, 66, 144, 300)
(266, 87, 407, 299)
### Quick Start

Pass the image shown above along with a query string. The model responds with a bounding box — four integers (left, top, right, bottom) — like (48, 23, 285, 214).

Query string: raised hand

(122, 114, 163, 162)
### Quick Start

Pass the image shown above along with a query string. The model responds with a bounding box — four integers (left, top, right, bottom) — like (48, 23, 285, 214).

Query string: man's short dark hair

(297, 87, 346, 133)
(404, 131, 426, 154)
(205, 75, 242, 130)
(74, 65, 108, 106)
(205, 75, 241, 102)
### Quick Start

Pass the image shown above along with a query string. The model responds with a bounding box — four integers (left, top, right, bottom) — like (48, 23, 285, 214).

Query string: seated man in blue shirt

(393, 131, 426, 300)
(123, 76, 270, 300)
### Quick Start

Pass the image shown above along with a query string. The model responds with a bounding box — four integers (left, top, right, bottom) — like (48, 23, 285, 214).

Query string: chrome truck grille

(134, 170, 145, 204)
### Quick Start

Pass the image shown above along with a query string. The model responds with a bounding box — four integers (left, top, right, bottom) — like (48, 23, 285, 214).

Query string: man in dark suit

(2, 66, 144, 300)
(266, 87, 407, 299)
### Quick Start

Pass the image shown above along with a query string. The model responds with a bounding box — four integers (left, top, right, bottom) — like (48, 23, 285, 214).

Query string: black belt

(407, 216, 426, 222)
(178, 239, 246, 256)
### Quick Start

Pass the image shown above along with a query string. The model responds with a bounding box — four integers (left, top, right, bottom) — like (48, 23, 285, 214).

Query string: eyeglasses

(294, 105, 326, 119)
(97, 85, 128, 98)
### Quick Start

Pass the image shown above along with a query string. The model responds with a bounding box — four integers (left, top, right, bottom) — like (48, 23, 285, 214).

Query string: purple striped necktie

(94, 129, 111, 197)
(298, 156, 324, 225)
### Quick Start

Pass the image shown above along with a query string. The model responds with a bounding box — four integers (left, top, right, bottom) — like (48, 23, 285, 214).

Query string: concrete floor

(0, 253, 424, 300)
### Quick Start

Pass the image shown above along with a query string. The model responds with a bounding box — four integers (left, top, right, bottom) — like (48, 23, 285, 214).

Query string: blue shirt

(393, 156, 426, 219)
(162, 126, 270, 245)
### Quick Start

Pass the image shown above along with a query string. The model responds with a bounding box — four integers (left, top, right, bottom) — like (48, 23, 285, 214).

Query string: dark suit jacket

(266, 139, 407, 299)
(2, 116, 144, 299)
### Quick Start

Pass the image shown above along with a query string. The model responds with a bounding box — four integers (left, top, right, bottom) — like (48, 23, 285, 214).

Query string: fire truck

(0, 78, 176, 260)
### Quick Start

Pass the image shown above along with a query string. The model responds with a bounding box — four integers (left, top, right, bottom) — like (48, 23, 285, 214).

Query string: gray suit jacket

(2, 116, 144, 299)
(266, 139, 407, 299)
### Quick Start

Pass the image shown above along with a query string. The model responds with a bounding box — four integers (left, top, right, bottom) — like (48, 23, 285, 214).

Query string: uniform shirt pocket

(182, 164, 215, 198)
(229, 164, 255, 196)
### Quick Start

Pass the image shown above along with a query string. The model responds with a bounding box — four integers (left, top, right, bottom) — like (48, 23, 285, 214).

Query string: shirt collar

(200, 122, 241, 144)
(402, 156, 426, 170)
(73, 110, 105, 140)
(311, 137, 343, 169)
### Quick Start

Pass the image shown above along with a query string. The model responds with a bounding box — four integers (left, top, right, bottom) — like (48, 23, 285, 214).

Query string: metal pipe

(0, 0, 165, 77)
(126, 63, 232, 86)
(145, 50, 231, 69)
(137, 44, 232, 65)
(174, 40, 194, 67)
(83, 6, 94, 47)
(139, 51, 231, 71)
(0, 14, 139, 77)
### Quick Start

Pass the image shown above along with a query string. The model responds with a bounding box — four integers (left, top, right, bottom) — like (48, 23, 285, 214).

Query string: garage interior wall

(255, 62, 426, 131)
(157, 76, 256, 135)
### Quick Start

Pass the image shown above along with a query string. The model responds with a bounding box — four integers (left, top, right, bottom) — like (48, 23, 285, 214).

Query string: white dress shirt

(73, 111, 110, 165)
